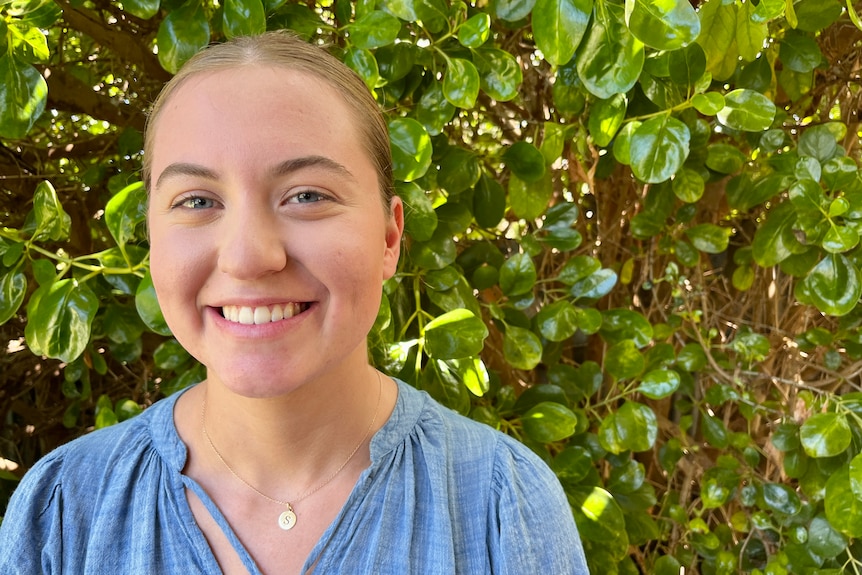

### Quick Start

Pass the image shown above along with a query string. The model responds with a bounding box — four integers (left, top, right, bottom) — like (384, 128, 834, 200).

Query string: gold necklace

(201, 372, 383, 531)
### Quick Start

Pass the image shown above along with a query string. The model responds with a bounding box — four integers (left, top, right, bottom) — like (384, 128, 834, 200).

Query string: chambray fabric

(0, 379, 589, 574)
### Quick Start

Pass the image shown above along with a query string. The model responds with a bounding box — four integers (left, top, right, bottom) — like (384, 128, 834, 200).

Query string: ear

(382, 196, 404, 280)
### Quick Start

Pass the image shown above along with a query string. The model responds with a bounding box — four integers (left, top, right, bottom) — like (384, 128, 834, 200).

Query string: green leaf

(8, 23, 50, 61)
(473, 174, 506, 228)
(509, 172, 553, 221)
(676, 343, 707, 372)
(443, 58, 480, 109)
(570, 486, 629, 558)
(700, 410, 729, 448)
(380, 0, 417, 21)
(389, 118, 432, 181)
(472, 48, 522, 102)
(825, 468, 862, 538)
(624, 0, 700, 51)
(24, 279, 98, 363)
(503, 325, 543, 370)
(600, 308, 653, 348)
(604, 339, 645, 381)
(802, 254, 862, 317)
(588, 93, 627, 147)
(691, 92, 725, 116)
(717, 89, 777, 132)
(807, 514, 847, 559)
(0, 266, 26, 324)
(437, 147, 481, 194)
(25, 181, 71, 242)
(398, 182, 437, 241)
(123, 0, 160, 19)
(105, 181, 147, 249)
(156, 2, 211, 74)
(153, 338, 192, 370)
(635, 369, 680, 400)
(800, 412, 852, 458)
(799, 124, 840, 163)
(697, 0, 738, 80)
(523, 401, 579, 442)
(135, 270, 172, 336)
(492, 0, 536, 21)
(347, 10, 401, 49)
(499, 252, 537, 297)
(537, 300, 579, 342)
(222, 0, 266, 38)
(669, 43, 707, 87)
(780, 30, 823, 73)
(570, 268, 618, 300)
(630, 115, 690, 184)
(533, 0, 593, 66)
(557, 255, 601, 285)
(701, 467, 739, 509)
(685, 223, 731, 254)
(598, 401, 657, 453)
(760, 482, 802, 515)
(706, 143, 746, 174)
(672, 168, 705, 203)
(822, 226, 859, 254)
(343, 47, 380, 90)
(458, 13, 490, 48)
(423, 308, 488, 359)
(0, 52, 47, 138)
(415, 81, 456, 136)
(575, 2, 645, 99)
(449, 357, 490, 397)
(103, 304, 146, 344)
(735, 0, 767, 62)
(411, 228, 457, 269)
(752, 201, 806, 267)
(503, 141, 546, 183)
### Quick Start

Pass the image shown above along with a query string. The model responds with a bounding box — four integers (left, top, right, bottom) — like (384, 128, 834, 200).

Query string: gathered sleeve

(0, 452, 69, 575)
(487, 436, 590, 574)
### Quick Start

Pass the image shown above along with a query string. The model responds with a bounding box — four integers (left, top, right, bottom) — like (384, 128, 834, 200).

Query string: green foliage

(4, 0, 862, 571)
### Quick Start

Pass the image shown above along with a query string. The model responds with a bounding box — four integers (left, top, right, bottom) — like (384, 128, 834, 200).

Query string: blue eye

(176, 196, 214, 209)
(288, 190, 327, 204)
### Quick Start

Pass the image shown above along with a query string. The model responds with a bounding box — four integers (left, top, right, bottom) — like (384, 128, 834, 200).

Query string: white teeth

(271, 306, 284, 322)
(238, 307, 254, 325)
(222, 304, 303, 325)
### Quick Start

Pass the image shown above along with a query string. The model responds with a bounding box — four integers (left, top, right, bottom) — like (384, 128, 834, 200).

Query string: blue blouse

(0, 379, 589, 574)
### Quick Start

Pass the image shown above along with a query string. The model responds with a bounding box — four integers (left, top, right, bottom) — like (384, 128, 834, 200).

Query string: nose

(217, 204, 288, 279)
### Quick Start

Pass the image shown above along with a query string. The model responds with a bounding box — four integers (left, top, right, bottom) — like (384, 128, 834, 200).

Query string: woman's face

(147, 66, 402, 397)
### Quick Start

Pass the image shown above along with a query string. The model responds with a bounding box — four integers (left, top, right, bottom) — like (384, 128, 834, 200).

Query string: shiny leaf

(423, 308, 488, 359)
(624, 0, 700, 51)
(533, 0, 593, 66)
(630, 115, 690, 184)
(443, 58, 480, 109)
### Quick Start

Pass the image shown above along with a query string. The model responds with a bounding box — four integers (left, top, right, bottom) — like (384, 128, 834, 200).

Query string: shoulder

(387, 380, 589, 572)
(389, 380, 570, 512)
(1, 391, 180, 526)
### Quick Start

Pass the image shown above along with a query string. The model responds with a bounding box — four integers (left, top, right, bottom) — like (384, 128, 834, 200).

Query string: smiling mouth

(220, 303, 310, 325)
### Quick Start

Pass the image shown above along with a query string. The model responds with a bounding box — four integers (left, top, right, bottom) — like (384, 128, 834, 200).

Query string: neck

(187, 361, 393, 500)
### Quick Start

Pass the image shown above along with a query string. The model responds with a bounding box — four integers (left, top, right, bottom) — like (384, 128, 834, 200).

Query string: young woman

(0, 32, 589, 574)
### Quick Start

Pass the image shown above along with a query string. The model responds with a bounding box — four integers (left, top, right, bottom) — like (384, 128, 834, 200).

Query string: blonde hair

(142, 30, 394, 210)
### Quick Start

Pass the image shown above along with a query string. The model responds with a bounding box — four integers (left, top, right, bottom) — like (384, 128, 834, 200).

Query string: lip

(206, 302, 315, 338)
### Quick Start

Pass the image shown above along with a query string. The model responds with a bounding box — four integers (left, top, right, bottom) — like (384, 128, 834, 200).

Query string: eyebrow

(154, 155, 358, 191)
(269, 155, 358, 182)
(155, 163, 219, 190)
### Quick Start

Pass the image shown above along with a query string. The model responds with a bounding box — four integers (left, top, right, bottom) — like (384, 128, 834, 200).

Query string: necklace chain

(201, 371, 383, 530)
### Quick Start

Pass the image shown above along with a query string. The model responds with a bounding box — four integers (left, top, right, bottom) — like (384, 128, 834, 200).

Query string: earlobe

(383, 196, 404, 278)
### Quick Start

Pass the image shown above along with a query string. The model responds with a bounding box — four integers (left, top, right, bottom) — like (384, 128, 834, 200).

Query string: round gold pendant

(278, 507, 297, 530)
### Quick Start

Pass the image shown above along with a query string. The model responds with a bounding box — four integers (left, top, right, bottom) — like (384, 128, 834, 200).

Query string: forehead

(148, 66, 371, 180)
